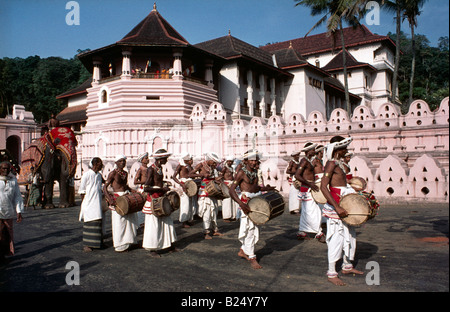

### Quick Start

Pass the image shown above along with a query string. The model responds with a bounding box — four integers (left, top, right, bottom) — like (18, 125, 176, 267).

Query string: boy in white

(172, 152, 195, 228)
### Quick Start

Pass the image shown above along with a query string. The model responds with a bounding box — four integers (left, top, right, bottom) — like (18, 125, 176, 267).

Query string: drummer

(286, 151, 301, 215)
(295, 142, 325, 242)
(229, 149, 275, 270)
(220, 156, 238, 222)
(321, 136, 363, 286)
(103, 155, 139, 253)
(172, 152, 196, 228)
(134, 152, 149, 227)
(134, 152, 149, 192)
(189, 152, 223, 239)
(142, 149, 178, 257)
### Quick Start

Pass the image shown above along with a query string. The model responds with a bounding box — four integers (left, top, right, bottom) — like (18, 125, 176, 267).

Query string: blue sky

(0, 0, 448, 59)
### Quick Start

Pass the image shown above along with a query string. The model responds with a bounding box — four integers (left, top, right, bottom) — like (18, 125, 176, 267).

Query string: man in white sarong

(221, 156, 237, 222)
(229, 150, 275, 270)
(142, 149, 177, 257)
(103, 155, 138, 253)
(296, 142, 325, 242)
(321, 136, 364, 286)
(172, 152, 195, 228)
(189, 152, 223, 239)
(286, 151, 301, 215)
(79, 157, 104, 252)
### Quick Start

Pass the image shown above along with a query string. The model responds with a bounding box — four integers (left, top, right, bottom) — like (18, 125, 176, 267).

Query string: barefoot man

(220, 156, 237, 222)
(172, 152, 195, 228)
(142, 149, 177, 257)
(103, 155, 138, 253)
(189, 152, 223, 239)
(286, 151, 301, 215)
(229, 149, 275, 270)
(295, 142, 325, 243)
(321, 136, 364, 286)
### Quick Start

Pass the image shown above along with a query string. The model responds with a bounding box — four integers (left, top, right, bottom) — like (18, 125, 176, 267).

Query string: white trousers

(179, 192, 195, 223)
(238, 192, 261, 259)
(198, 196, 220, 234)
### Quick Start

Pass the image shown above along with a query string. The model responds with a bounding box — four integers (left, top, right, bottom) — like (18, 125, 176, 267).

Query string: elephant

(21, 127, 77, 209)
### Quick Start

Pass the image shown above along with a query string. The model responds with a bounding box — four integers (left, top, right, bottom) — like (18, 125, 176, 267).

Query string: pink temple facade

(50, 5, 448, 204)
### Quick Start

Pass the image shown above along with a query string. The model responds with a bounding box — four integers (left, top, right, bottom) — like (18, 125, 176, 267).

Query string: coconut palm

(403, 0, 427, 105)
(382, 0, 406, 105)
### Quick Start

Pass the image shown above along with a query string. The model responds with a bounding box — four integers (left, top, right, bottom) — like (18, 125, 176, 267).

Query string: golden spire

(152, 2, 157, 11)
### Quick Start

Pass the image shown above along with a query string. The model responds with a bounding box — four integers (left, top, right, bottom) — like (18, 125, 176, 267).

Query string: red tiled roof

(117, 7, 189, 46)
(56, 78, 92, 99)
(261, 25, 395, 56)
(57, 104, 88, 125)
(321, 49, 376, 72)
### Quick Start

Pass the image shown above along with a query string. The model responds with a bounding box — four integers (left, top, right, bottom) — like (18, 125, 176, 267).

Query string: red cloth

(329, 187, 342, 204)
(49, 127, 77, 177)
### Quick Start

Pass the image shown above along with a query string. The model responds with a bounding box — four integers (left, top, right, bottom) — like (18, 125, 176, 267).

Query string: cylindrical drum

(151, 196, 173, 217)
(348, 177, 367, 191)
(184, 180, 198, 197)
(311, 182, 327, 204)
(247, 191, 285, 225)
(115, 192, 146, 216)
(340, 192, 378, 226)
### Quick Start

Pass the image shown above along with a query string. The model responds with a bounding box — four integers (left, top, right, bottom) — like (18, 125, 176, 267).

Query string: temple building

(53, 4, 448, 203)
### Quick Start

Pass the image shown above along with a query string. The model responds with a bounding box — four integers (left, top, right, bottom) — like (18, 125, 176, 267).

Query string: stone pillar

(205, 60, 214, 87)
(259, 74, 266, 118)
(92, 60, 102, 84)
(173, 49, 183, 80)
(121, 50, 132, 80)
(247, 70, 254, 116)
(270, 78, 276, 116)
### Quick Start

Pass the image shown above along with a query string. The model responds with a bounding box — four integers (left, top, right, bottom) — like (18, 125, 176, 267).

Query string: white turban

(326, 137, 353, 161)
(137, 152, 148, 162)
(301, 142, 317, 153)
(179, 152, 192, 166)
(115, 154, 127, 162)
(205, 152, 220, 163)
(152, 149, 172, 159)
(243, 149, 260, 160)
(226, 155, 235, 161)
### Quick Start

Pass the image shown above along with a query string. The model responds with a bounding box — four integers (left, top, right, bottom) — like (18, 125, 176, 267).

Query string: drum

(247, 191, 285, 225)
(152, 196, 173, 217)
(349, 177, 367, 191)
(166, 191, 180, 211)
(219, 182, 230, 199)
(205, 181, 223, 198)
(184, 180, 198, 197)
(115, 192, 146, 216)
(311, 182, 327, 204)
(340, 191, 379, 226)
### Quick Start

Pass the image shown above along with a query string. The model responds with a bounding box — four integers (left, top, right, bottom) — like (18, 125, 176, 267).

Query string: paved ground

(1, 196, 448, 301)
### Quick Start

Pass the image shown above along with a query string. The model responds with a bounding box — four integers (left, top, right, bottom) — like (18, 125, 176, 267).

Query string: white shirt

(0, 173, 24, 219)
(78, 169, 103, 222)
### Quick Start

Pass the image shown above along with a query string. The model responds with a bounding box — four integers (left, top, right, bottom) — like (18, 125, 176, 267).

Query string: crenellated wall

(79, 97, 449, 204)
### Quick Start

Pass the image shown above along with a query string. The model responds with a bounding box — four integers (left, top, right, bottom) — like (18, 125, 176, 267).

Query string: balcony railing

(98, 73, 208, 86)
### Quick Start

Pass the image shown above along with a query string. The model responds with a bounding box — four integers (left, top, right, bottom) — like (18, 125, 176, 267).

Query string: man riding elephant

(21, 127, 77, 209)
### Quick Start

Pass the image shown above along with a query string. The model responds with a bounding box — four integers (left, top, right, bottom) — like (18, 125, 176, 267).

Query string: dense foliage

(0, 52, 90, 123)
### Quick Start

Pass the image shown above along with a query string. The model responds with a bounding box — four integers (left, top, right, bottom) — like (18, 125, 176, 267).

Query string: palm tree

(382, 0, 406, 105)
(403, 0, 427, 105)
(295, 0, 366, 115)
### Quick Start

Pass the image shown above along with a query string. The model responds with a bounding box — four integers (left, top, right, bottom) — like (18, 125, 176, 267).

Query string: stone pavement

(0, 197, 448, 299)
